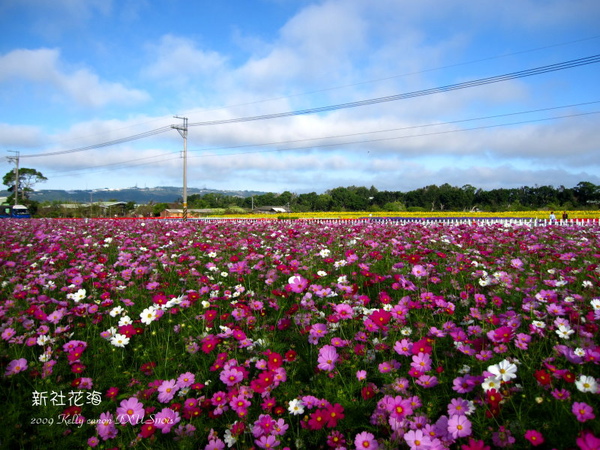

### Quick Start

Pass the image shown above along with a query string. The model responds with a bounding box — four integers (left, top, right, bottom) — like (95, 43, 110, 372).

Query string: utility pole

(7, 150, 20, 205)
(172, 116, 188, 221)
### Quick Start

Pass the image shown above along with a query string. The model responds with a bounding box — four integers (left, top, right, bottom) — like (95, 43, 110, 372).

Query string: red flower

(486, 389, 503, 407)
(324, 403, 345, 428)
(361, 384, 376, 400)
(534, 370, 552, 386)
(105, 387, 119, 399)
(201, 335, 220, 354)
(71, 363, 85, 374)
(562, 371, 576, 383)
(284, 350, 297, 362)
(140, 361, 156, 376)
(267, 352, 283, 370)
(139, 423, 156, 438)
(307, 409, 328, 430)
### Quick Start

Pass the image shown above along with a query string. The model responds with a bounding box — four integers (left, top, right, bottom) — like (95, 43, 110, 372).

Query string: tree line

(187, 181, 600, 213)
(3, 167, 599, 214)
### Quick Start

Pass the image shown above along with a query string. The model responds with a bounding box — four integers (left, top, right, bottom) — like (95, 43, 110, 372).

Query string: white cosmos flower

(67, 288, 87, 302)
(487, 359, 518, 382)
(109, 306, 124, 317)
(118, 315, 133, 327)
(288, 398, 305, 415)
(481, 375, 502, 392)
(575, 375, 599, 393)
(110, 333, 130, 347)
(140, 307, 158, 325)
(555, 325, 575, 339)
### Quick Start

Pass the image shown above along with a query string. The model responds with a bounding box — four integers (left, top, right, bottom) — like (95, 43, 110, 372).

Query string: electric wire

(20, 126, 173, 158)
(18, 54, 600, 160)
(187, 111, 600, 159)
(42, 107, 599, 178)
(188, 54, 600, 127)
(186, 101, 600, 154)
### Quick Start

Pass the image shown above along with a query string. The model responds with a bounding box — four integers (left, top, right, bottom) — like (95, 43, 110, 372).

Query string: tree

(3, 167, 48, 201)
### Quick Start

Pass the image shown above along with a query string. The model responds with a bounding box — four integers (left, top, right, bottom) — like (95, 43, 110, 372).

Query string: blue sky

(1, 0, 599, 195)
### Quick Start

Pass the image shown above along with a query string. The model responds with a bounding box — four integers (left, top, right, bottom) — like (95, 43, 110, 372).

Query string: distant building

(252, 206, 291, 214)
(160, 209, 215, 218)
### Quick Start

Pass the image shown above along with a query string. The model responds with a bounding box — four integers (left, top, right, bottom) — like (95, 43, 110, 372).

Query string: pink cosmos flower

(157, 379, 178, 403)
(411, 352, 432, 373)
(355, 431, 379, 449)
(220, 367, 244, 386)
(116, 397, 145, 425)
(96, 412, 117, 441)
(153, 407, 180, 434)
(411, 265, 427, 277)
(447, 414, 472, 439)
(317, 345, 339, 372)
(177, 372, 196, 389)
(287, 275, 308, 293)
(5, 358, 27, 376)
(2, 327, 16, 341)
(572, 402, 595, 422)
(404, 429, 431, 449)
(334, 303, 354, 319)
(448, 398, 471, 416)
(255, 434, 280, 449)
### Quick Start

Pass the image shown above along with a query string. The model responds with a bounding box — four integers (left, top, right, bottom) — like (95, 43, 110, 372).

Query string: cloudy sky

(1, 0, 599, 195)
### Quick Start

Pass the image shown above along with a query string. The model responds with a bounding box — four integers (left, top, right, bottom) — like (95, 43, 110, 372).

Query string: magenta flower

(116, 397, 145, 425)
(5, 358, 27, 376)
(354, 431, 379, 449)
(317, 345, 339, 372)
(447, 414, 472, 439)
(577, 430, 600, 450)
(287, 274, 308, 293)
(153, 407, 181, 434)
(524, 429, 544, 446)
(572, 402, 596, 422)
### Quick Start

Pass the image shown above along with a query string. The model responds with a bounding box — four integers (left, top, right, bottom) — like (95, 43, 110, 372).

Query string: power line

(187, 101, 600, 154)
(44, 105, 599, 178)
(19, 54, 600, 160)
(187, 110, 600, 159)
(175, 35, 600, 117)
(188, 54, 600, 127)
(20, 126, 173, 159)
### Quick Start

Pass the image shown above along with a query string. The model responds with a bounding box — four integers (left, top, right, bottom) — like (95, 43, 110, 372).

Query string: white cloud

(0, 48, 149, 108)
(143, 35, 228, 85)
(0, 123, 44, 148)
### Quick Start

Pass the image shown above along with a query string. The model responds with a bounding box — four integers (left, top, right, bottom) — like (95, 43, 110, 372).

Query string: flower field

(1, 218, 599, 449)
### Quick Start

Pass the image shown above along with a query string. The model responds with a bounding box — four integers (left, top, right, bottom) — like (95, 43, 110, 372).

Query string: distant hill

(1, 186, 266, 204)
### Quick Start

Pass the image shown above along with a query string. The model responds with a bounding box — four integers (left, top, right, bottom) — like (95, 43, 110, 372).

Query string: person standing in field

(549, 211, 556, 221)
